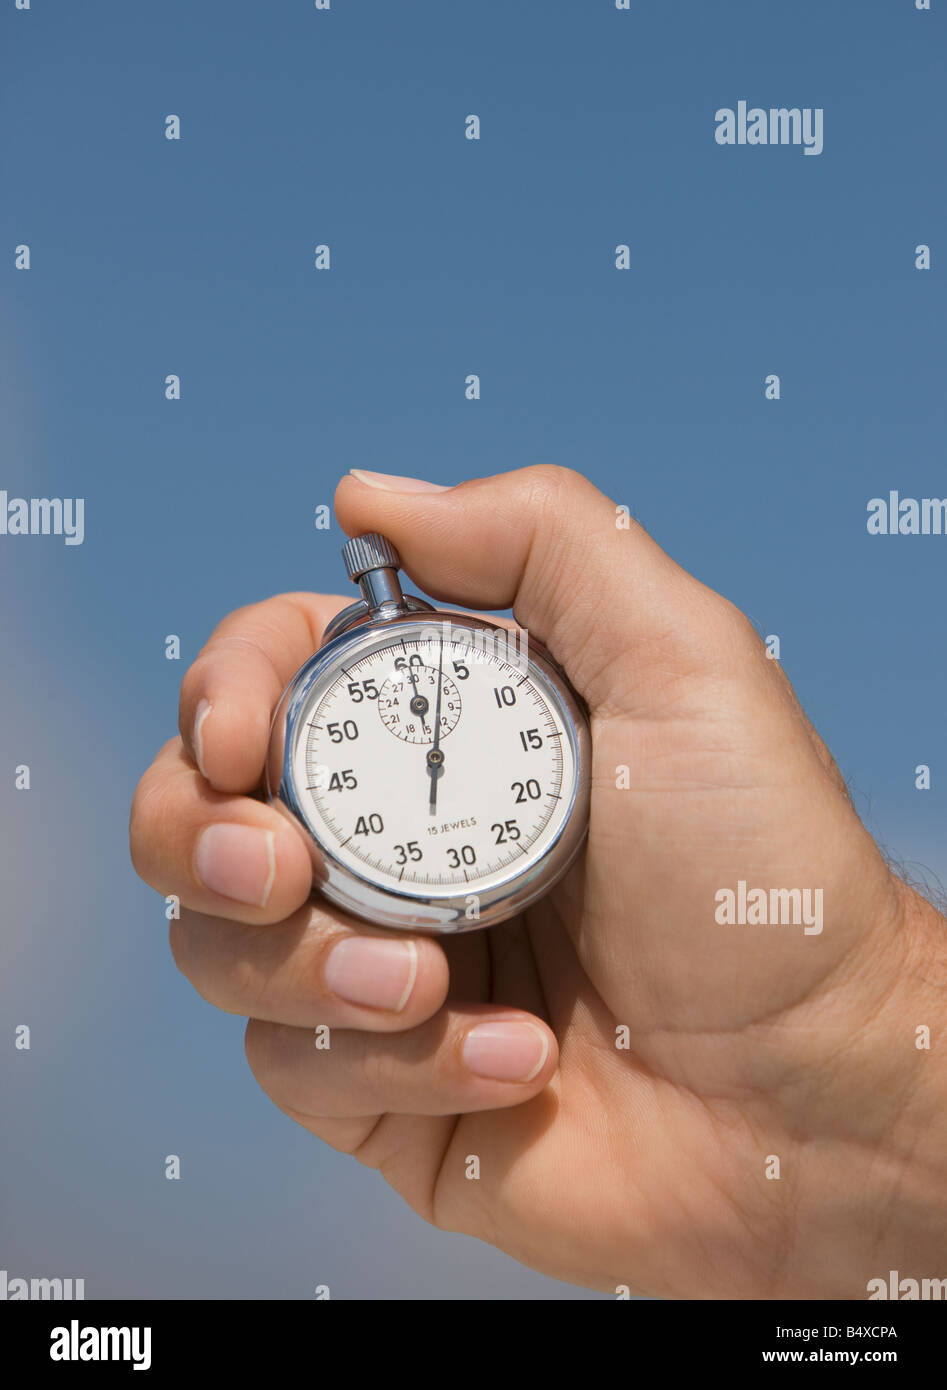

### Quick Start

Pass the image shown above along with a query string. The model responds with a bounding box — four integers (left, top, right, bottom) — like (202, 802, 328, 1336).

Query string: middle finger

(170, 900, 450, 1031)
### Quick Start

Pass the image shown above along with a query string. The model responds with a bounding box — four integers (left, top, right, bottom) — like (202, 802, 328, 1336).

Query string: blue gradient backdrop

(1, 0, 944, 1298)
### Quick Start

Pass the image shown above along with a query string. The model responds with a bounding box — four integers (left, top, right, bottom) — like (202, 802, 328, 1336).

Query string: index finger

(179, 591, 350, 795)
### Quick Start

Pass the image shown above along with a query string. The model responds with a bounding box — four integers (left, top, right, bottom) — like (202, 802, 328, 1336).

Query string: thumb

(334, 466, 725, 710)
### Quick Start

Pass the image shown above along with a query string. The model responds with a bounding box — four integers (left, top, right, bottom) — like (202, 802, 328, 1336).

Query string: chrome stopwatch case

(265, 533, 591, 933)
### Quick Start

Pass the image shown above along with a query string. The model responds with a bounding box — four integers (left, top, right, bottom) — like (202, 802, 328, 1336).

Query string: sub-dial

(376, 665, 462, 744)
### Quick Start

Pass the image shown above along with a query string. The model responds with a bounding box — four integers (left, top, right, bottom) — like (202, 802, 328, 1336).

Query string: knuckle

(245, 1021, 309, 1113)
(203, 602, 257, 650)
(172, 922, 264, 1016)
(714, 594, 759, 642)
(244, 1017, 277, 1084)
(687, 587, 762, 660)
(168, 919, 189, 976)
(223, 947, 272, 1015)
(358, 1038, 398, 1106)
(128, 740, 189, 882)
(178, 654, 211, 710)
(128, 767, 166, 876)
(214, 595, 304, 655)
(518, 463, 582, 513)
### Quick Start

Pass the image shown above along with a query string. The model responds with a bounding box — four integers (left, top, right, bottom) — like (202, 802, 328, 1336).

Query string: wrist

(791, 873, 947, 1296)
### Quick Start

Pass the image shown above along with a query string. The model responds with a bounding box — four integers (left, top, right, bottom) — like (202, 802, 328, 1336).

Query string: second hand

(426, 638, 445, 816)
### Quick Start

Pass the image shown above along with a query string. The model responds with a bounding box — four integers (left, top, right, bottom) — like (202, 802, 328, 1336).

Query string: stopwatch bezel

(265, 610, 591, 934)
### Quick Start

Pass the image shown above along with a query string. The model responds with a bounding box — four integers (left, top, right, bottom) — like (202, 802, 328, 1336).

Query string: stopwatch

(265, 533, 591, 933)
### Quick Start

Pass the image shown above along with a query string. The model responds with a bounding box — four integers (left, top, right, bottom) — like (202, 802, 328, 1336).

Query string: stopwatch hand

(426, 640, 446, 815)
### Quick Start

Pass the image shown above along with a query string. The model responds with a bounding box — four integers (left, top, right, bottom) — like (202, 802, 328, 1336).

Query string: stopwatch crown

(342, 532, 401, 582)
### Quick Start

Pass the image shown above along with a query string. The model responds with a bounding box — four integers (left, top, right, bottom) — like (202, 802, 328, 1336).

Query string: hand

(129, 465, 947, 1298)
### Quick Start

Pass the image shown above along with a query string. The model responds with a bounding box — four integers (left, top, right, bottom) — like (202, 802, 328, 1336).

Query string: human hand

(130, 466, 947, 1298)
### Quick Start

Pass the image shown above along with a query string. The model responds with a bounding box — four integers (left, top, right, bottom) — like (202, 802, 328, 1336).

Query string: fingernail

(193, 699, 212, 778)
(349, 469, 449, 494)
(324, 937, 418, 1012)
(462, 1022, 549, 1082)
(195, 824, 277, 907)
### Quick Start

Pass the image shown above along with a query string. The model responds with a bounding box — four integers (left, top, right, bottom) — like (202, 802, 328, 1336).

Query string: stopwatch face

(278, 619, 585, 921)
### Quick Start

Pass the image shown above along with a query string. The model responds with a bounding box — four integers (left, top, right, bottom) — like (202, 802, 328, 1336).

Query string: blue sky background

(1, 0, 944, 1298)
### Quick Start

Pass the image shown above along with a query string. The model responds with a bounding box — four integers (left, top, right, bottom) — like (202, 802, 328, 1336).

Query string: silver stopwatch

(265, 533, 591, 933)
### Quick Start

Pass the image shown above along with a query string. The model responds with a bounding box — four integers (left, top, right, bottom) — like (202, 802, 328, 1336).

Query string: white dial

(289, 627, 578, 897)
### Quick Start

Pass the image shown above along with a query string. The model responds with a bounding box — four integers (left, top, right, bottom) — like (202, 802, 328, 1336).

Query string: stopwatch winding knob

(342, 533, 401, 582)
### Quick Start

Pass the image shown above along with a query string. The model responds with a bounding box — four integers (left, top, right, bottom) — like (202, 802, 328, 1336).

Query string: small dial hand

(405, 663, 429, 719)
